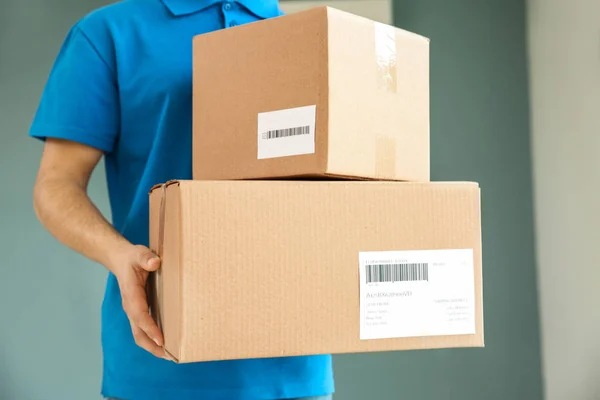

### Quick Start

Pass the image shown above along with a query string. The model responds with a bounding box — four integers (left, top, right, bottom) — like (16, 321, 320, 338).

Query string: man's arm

(33, 138, 128, 267)
(33, 138, 167, 359)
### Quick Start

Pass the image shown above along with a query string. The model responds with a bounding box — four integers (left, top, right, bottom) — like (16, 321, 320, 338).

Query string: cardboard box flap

(149, 181, 182, 362)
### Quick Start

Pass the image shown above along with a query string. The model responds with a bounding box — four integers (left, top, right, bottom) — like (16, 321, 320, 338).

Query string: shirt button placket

(222, 2, 237, 28)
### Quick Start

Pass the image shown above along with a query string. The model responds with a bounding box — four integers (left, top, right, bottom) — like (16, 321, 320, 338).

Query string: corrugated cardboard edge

(475, 184, 485, 347)
(237, 173, 412, 182)
(148, 184, 164, 336)
(148, 180, 181, 194)
(149, 180, 182, 363)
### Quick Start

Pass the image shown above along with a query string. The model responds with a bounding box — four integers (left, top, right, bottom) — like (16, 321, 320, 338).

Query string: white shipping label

(359, 249, 476, 340)
(257, 105, 316, 160)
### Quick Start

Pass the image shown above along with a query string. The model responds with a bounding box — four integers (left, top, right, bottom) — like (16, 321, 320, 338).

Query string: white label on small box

(257, 105, 316, 160)
(359, 249, 476, 340)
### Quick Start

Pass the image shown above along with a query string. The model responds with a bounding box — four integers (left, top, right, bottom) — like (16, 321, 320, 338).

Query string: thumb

(135, 246, 161, 272)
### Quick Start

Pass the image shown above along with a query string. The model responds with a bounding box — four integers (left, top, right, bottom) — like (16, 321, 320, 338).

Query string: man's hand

(110, 244, 168, 360)
(33, 138, 169, 360)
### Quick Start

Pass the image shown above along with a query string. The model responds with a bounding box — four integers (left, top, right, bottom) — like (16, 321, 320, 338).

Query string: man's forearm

(33, 178, 130, 273)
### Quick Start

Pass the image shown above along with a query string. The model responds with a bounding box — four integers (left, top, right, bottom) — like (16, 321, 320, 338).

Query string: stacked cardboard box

(149, 7, 484, 363)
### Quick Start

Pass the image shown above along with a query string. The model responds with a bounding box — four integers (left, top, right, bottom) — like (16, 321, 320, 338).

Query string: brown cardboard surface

(149, 180, 484, 363)
(193, 7, 430, 182)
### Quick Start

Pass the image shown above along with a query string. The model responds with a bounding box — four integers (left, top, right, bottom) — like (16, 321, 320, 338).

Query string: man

(30, 0, 334, 399)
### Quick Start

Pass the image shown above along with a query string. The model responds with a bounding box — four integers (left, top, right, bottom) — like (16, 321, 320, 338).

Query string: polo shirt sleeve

(29, 23, 119, 153)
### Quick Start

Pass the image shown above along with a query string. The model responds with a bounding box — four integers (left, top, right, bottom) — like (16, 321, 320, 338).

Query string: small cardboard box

(192, 7, 430, 181)
(149, 180, 484, 363)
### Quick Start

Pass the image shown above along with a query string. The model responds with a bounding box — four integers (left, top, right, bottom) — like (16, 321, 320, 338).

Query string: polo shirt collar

(161, 0, 282, 19)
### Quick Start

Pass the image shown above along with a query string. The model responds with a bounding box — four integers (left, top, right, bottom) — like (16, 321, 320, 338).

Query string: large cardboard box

(192, 7, 430, 182)
(149, 180, 484, 363)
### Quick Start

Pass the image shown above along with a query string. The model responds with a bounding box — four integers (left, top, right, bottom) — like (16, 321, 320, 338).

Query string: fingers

(122, 280, 167, 360)
(125, 282, 164, 346)
(135, 307, 164, 347)
(134, 245, 161, 272)
(131, 323, 168, 360)
(119, 245, 166, 359)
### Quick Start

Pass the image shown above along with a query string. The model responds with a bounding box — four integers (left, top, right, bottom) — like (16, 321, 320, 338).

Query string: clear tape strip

(374, 22, 397, 93)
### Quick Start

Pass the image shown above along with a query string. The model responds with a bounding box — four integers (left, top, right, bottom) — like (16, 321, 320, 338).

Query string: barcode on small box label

(262, 125, 311, 140)
(365, 263, 429, 283)
(257, 105, 316, 159)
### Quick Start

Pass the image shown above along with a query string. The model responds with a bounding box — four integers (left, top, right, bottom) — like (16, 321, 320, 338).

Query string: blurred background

(0, 0, 598, 399)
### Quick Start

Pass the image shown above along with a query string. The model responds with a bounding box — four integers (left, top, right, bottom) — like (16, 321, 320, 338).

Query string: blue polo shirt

(29, 1, 334, 399)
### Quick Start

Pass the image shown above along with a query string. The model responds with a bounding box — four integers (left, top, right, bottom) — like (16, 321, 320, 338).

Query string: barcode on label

(262, 125, 310, 140)
(365, 263, 429, 283)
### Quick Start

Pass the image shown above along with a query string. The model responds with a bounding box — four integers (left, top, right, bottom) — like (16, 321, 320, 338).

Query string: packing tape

(375, 135, 397, 178)
(374, 22, 398, 93)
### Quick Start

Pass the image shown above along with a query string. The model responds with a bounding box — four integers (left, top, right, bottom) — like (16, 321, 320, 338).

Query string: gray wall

(0, 0, 543, 399)
(528, 0, 600, 398)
